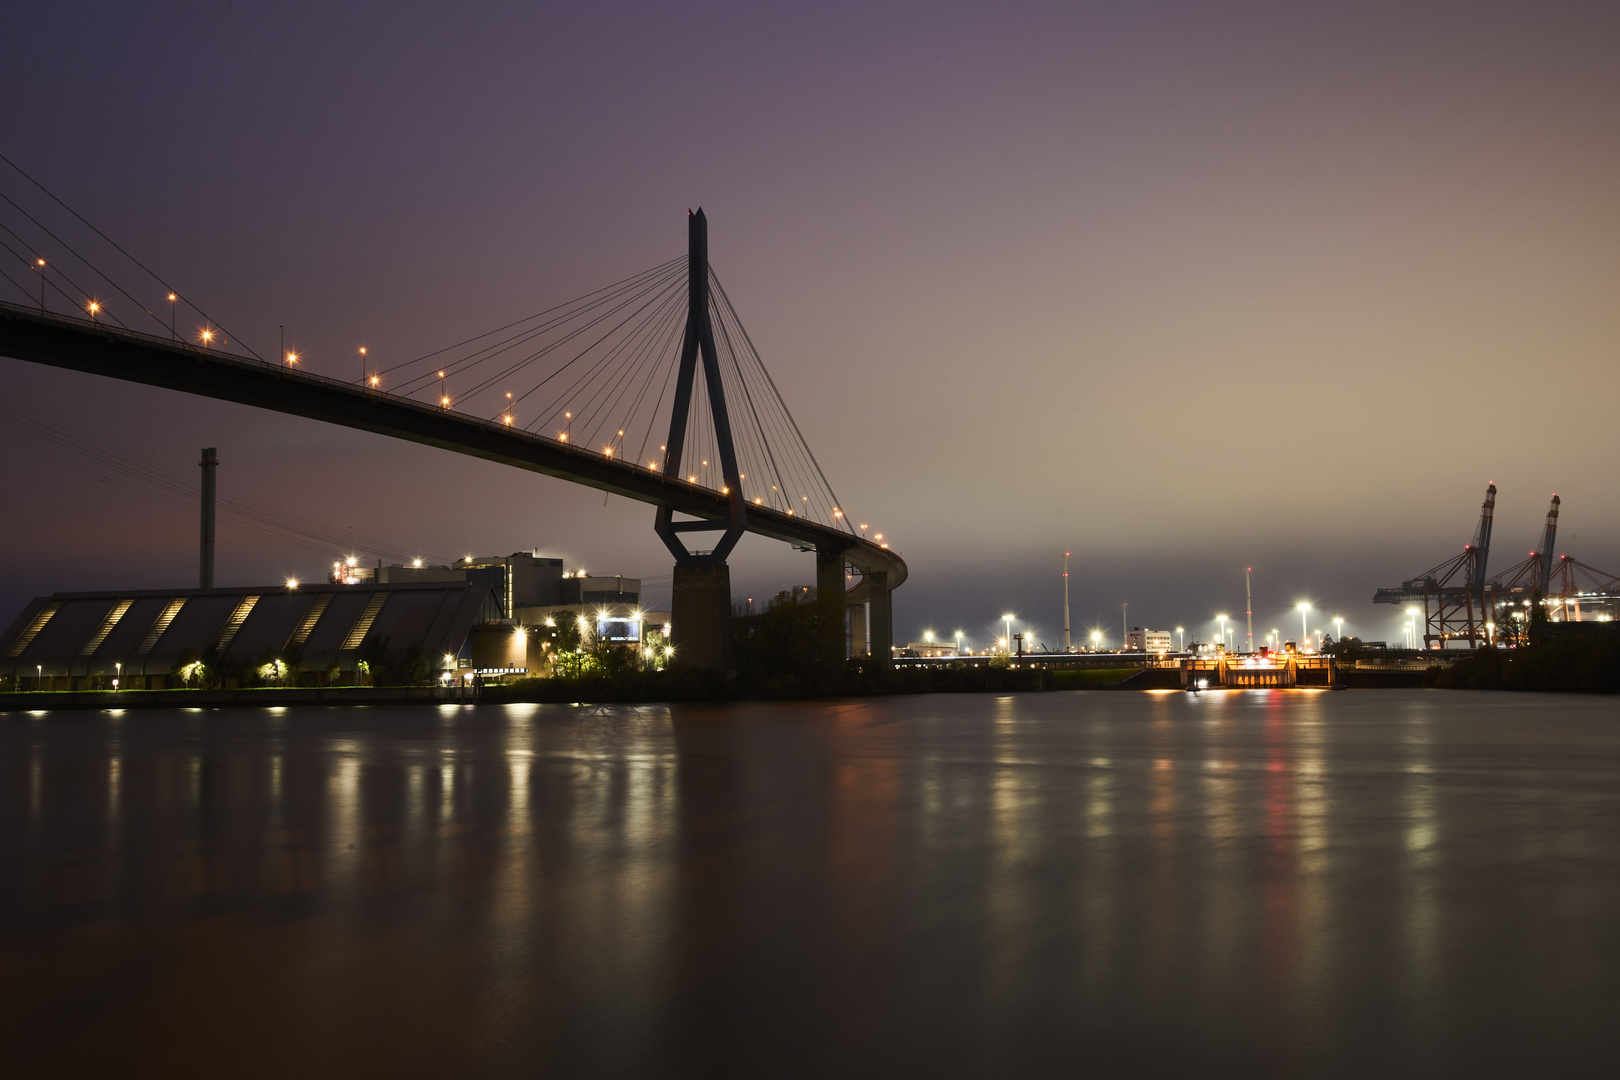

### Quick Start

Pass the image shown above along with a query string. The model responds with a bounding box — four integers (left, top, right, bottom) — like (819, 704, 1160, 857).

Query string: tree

(734, 589, 841, 693)
(1529, 591, 1550, 644)
(1493, 606, 1523, 649)
(358, 635, 433, 686)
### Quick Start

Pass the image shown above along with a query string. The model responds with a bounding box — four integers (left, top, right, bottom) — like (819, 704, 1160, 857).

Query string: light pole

(1245, 566, 1254, 653)
(1175, 626, 1184, 652)
(1407, 606, 1423, 649)
(1003, 614, 1015, 654)
(1216, 614, 1228, 653)
(1062, 552, 1071, 652)
(36, 258, 45, 312)
(1333, 617, 1344, 644)
(955, 630, 964, 656)
(1091, 630, 1100, 651)
(1297, 602, 1310, 649)
(114, 661, 122, 692)
(168, 293, 177, 339)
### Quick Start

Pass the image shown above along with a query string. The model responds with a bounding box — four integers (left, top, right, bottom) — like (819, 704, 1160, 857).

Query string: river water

(2, 689, 1618, 1077)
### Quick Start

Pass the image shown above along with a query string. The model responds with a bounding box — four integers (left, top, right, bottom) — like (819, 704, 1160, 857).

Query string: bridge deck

(0, 303, 905, 593)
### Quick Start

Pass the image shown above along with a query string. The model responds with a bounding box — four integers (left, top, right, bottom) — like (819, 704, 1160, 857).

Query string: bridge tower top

(655, 209, 747, 566)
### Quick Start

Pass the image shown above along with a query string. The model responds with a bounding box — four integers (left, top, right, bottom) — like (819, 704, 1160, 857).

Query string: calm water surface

(2, 689, 1618, 1077)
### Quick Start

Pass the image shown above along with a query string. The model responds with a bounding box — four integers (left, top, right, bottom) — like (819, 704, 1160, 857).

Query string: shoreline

(0, 667, 1431, 712)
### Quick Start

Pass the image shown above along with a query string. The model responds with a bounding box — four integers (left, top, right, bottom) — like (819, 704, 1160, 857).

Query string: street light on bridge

(1297, 602, 1311, 649)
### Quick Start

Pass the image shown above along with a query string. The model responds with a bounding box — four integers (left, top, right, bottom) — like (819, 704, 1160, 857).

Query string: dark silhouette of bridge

(0, 209, 902, 673)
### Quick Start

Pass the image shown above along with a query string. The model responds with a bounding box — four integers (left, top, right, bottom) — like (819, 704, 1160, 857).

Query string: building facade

(1125, 627, 1174, 653)
(1, 580, 490, 690)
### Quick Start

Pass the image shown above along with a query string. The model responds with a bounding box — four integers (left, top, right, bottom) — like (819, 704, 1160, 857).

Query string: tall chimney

(199, 447, 217, 588)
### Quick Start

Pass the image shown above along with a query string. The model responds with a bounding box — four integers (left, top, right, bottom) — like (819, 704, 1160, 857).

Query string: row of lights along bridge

(23, 280, 892, 545)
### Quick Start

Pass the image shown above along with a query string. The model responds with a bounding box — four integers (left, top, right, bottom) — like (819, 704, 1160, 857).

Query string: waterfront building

(1125, 627, 1174, 653)
(0, 580, 489, 691)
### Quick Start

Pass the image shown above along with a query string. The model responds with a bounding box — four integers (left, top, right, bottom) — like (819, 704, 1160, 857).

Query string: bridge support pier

(867, 571, 892, 667)
(671, 563, 735, 676)
(848, 601, 868, 657)
(815, 548, 846, 673)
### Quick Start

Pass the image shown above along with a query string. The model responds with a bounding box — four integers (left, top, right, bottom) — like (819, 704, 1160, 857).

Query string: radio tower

(1062, 552, 1072, 652)
(1245, 567, 1253, 654)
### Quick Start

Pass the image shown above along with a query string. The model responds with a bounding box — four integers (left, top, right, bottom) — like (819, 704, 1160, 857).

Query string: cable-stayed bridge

(0, 166, 901, 673)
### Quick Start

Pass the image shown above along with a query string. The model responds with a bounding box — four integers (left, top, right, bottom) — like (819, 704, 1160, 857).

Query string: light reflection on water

(2, 689, 1619, 1076)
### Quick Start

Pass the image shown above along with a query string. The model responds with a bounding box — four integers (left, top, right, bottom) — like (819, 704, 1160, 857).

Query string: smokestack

(199, 447, 217, 588)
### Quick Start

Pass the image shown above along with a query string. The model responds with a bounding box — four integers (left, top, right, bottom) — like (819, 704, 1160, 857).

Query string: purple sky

(5, 1, 1620, 649)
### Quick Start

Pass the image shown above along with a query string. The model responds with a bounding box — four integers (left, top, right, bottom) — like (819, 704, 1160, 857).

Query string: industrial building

(1125, 627, 1173, 654)
(335, 552, 670, 647)
(898, 638, 957, 658)
(518, 572, 667, 643)
(333, 551, 565, 623)
(1, 547, 674, 690)
(1, 580, 489, 690)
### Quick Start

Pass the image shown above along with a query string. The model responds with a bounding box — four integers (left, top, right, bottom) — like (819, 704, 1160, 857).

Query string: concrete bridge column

(671, 563, 734, 675)
(815, 548, 846, 673)
(866, 570, 892, 667)
(848, 602, 868, 657)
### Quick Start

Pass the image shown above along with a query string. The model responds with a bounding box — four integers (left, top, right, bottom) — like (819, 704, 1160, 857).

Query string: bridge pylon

(653, 209, 750, 674)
